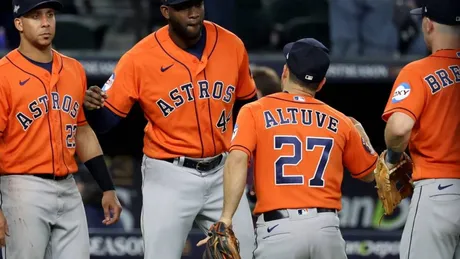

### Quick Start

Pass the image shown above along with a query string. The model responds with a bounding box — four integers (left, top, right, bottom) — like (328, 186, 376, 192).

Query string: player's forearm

(384, 113, 413, 153)
(221, 151, 249, 222)
(85, 107, 122, 134)
(76, 124, 115, 191)
(384, 113, 413, 163)
(76, 124, 103, 161)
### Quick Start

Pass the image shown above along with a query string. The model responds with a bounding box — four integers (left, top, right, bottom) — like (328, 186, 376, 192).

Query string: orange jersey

(383, 49, 460, 181)
(230, 92, 378, 213)
(0, 50, 87, 176)
(102, 21, 256, 159)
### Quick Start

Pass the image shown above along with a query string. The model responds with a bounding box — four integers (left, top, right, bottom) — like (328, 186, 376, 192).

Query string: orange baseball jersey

(230, 92, 378, 213)
(382, 49, 460, 181)
(0, 50, 87, 176)
(102, 21, 256, 159)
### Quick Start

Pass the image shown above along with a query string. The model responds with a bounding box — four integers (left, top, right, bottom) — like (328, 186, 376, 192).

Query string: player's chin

(36, 36, 54, 47)
(185, 25, 202, 38)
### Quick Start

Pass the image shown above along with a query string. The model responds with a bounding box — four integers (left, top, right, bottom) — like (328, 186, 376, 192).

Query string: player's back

(383, 50, 460, 180)
(248, 92, 376, 214)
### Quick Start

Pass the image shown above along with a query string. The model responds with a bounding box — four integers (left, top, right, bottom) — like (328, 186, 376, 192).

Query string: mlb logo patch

(294, 96, 305, 102)
(102, 73, 115, 91)
(231, 124, 239, 141)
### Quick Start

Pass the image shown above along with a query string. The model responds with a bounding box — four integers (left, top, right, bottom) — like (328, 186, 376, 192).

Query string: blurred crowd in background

(0, 0, 428, 57)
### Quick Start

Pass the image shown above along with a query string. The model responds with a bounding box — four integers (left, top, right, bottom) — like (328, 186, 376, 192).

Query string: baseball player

(83, 0, 257, 258)
(0, 1, 122, 258)
(199, 38, 378, 258)
(381, 0, 460, 258)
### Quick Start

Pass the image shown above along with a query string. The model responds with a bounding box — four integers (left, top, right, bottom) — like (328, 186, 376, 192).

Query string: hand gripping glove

(374, 150, 414, 216)
(202, 222, 241, 259)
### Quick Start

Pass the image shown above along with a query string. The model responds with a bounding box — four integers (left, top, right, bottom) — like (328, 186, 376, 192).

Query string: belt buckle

(196, 160, 211, 171)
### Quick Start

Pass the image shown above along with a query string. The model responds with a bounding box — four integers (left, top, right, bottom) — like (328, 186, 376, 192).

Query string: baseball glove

(374, 151, 414, 216)
(202, 222, 241, 259)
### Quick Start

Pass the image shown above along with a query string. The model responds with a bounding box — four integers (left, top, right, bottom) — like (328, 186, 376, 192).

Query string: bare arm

(75, 124, 122, 225)
(75, 124, 103, 162)
(220, 150, 249, 226)
(384, 112, 415, 163)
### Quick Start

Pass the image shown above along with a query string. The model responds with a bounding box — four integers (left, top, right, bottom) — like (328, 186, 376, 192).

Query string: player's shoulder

(53, 49, 85, 70)
(205, 21, 245, 49)
(322, 103, 355, 130)
(399, 56, 433, 75)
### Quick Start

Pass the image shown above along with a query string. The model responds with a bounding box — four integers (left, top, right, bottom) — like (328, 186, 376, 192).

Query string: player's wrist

(84, 155, 115, 192)
(386, 149, 402, 164)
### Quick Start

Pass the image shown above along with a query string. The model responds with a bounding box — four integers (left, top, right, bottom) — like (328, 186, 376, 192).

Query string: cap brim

(410, 7, 423, 15)
(283, 42, 294, 58)
(163, 0, 193, 6)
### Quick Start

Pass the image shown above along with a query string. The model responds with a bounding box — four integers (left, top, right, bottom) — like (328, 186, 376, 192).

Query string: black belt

(32, 174, 70, 181)
(163, 154, 223, 172)
(263, 208, 337, 222)
(1, 174, 70, 181)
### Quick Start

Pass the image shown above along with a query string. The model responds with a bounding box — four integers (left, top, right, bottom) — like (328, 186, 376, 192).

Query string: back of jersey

(230, 92, 377, 214)
(383, 50, 460, 180)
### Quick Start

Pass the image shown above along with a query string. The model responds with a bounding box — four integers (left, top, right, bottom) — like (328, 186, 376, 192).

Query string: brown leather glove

(202, 222, 241, 259)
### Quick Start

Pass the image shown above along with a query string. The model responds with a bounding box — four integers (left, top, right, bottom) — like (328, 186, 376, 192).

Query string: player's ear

(14, 18, 23, 33)
(316, 77, 327, 92)
(281, 65, 288, 80)
(160, 5, 170, 19)
(423, 17, 434, 34)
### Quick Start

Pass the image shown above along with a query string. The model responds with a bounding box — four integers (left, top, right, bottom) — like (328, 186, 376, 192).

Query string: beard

(169, 16, 202, 41)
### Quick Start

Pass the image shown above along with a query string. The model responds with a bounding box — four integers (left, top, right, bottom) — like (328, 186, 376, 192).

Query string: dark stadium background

(0, 0, 428, 258)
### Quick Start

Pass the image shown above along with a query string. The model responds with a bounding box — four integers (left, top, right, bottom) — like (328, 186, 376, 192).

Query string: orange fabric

(230, 92, 378, 213)
(102, 21, 256, 159)
(383, 49, 460, 181)
(0, 49, 87, 176)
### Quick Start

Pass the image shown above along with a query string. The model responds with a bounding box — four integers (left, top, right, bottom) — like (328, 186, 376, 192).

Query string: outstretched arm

(220, 150, 249, 226)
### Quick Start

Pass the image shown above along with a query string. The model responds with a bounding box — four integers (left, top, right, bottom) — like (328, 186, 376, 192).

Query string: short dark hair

(288, 70, 320, 91)
(252, 66, 281, 97)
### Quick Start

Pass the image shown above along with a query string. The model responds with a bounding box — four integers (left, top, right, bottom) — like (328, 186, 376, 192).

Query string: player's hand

(196, 218, 232, 247)
(0, 210, 9, 247)
(101, 190, 122, 225)
(85, 85, 108, 110)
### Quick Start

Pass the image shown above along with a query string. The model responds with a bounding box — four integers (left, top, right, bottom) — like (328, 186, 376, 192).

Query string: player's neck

(283, 84, 315, 98)
(18, 41, 53, 63)
(430, 36, 460, 53)
(168, 28, 201, 49)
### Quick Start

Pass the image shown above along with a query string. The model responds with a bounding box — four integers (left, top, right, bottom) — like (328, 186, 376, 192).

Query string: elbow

(360, 172, 375, 183)
(385, 112, 414, 139)
(386, 124, 411, 139)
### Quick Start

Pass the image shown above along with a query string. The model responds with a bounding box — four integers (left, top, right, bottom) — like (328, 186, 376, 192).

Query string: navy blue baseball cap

(161, 0, 193, 5)
(283, 38, 330, 84)
(12, 0, 63, 18)
(410, 0, 460, 25)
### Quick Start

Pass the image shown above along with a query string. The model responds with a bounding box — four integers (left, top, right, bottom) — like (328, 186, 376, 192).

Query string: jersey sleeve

(235, 47, 257, 100)
(382, 67, 427, 122)
(343, 125, 378, 179)
(229, 106, 257, 156)
(77, 63, 88, 126)
(102, 53, 139, 118)
(0, 80, 9, 137)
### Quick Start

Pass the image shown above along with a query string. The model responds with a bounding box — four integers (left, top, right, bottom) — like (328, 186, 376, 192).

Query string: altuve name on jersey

(264, 108, 339, 134)
(16, 92, 80, 131)
(156, 80, 235, 117)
